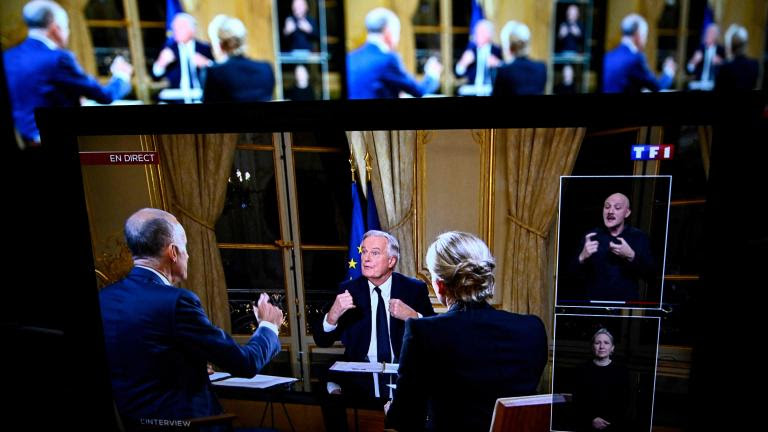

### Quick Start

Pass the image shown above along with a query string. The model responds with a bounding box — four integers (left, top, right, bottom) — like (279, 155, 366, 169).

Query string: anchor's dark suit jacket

(313, 272, 435, 396)
(99, 267, 280, 430)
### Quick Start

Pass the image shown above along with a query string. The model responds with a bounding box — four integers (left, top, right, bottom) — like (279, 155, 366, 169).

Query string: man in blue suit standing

(3, 0, 133, 147)
(347, 8, 442, 99)
(603, 13, 676, 93)
(100, 208, 283, 431)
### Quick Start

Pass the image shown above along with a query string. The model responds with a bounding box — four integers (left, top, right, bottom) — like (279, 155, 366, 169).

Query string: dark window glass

(89, 27, 130, 76)
(85, 0, 125, 20)
(303, 250, 347, 334)
(659, 126, 708, 200)
(137, 0, 165, 22)
(413, 0, 440, 26)
(572, 129, 637, 175)
(662, 204, 705, 275)
(221, 249, 286, 335)
(452, 0, 471, 28)
(294, 152, 350, 245)
(659, 279, 695, 346)
(142, 28, 167, 73)
(216, 150, 280, 244)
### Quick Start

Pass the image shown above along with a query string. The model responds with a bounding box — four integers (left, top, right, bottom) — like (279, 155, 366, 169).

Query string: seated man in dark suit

(100, 208, 283, 431)
(603, 13, 676, 93)
(347, 7, 442, 99)
(313, 230, 435, 429)
(686, 23, 725, 90)
(152, 13, 214, 98)
(203, 16, 274, 103)
(386, 231, 548, 432)
(454, 19, 502, 96)
(492, 21, 547, 96)
(715, 24, 759, 91)
(3, 0, 133, 147)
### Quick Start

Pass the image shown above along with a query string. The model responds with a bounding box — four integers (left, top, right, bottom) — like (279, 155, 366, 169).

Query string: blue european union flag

(347, 181, 365, 280)
(366, 182, 381, 231)
(470, 0, 485, 36)
(166, 0, 184, 40)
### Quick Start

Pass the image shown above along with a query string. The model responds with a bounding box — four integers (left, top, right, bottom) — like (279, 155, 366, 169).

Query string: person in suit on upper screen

(385, 231, 548, 432)
(203, 16, 274, 103)
(715, 24, 759, 91)
(603, 14, 676, 93)
(99, 208, 283, 431)
(152, 13, 214, 94)
(557, 4, 584, 53)
(347, 8, 443, 99)
(491, 21, 547, 96)
(454, 19, 502, 96)
(685, 23, 724, 91)
(3, 0, 133, 147)
(571, 193, 655, 304)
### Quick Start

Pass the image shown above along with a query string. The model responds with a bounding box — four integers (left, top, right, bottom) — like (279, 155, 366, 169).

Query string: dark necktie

(374, 287, 391, 363)
(374, 286, 391, 398)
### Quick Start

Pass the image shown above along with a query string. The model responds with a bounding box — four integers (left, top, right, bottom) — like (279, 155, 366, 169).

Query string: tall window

(215, 131, 351, 389)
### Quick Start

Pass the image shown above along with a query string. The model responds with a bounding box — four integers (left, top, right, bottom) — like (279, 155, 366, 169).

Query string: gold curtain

(391, 0, 419, 75)
(346, 130, 418, 278)
(157, 133, 238, 332)
(500, 128, 584, 324)
(60, 0, 96, 76)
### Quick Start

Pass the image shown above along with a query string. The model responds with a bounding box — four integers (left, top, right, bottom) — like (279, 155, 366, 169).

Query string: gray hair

(124, 208, 181, 259)
(218, 16, 247, 55)
(426, 231, 495, 303)
(365, 7, 400, 35)
(621, 13, 648, 39)
(23, 0, 67, 29)
(500, 20, 531, 57)
(362, 230, 400, 262)
(173, 12, 198, 29)
(724, 24, 748, 57)
(591, 328, 615, 345)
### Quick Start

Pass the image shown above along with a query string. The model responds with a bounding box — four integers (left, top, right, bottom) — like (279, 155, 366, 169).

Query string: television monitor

(18, 92, 767, 431)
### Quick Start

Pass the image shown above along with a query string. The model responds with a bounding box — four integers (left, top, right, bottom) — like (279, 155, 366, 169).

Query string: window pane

(86, 0, 125, 20)
(659, 126, 708, 200)
(221, 249, 287, 335)
(302, 250, 348, 335)
(452, 0, 472, 27)
(217, 150, 280, 244)
(137, 0, 165, 22)
(572, 129, 637, 175)
(291, 130, 348, 148)
(413, 0, 440, 26)
(89, 27, 130, 76)
(663, 205, 705, 275)
(659, 279, 695, 346)
(142, 28, 167, 74)
(294, 152, 350, 245)
(415, 34, 441, 73)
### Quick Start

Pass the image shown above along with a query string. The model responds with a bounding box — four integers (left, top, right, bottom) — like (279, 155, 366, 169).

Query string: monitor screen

(28, 93, 767, 431)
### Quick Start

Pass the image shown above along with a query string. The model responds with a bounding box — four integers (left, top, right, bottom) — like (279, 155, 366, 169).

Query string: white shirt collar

(366, 34, 391, 53)
(136, 265, 172, 286)
(28, 30, 58, 50)
(368, 273, 393, 296)
(621, 36, 639, 54)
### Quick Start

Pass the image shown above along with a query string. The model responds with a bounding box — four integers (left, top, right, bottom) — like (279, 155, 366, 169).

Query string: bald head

(603, 193, 631, 234)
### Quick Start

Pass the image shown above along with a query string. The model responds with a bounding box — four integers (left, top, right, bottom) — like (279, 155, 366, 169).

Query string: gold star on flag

(357, 245, 363, 254)
(348, 259, 358, 269)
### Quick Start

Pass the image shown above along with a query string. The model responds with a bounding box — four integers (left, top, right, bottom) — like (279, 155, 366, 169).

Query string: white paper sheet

(329, 361, 399, 374)
(208, 372, 231, 382)
(212, 374, 298, 389)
